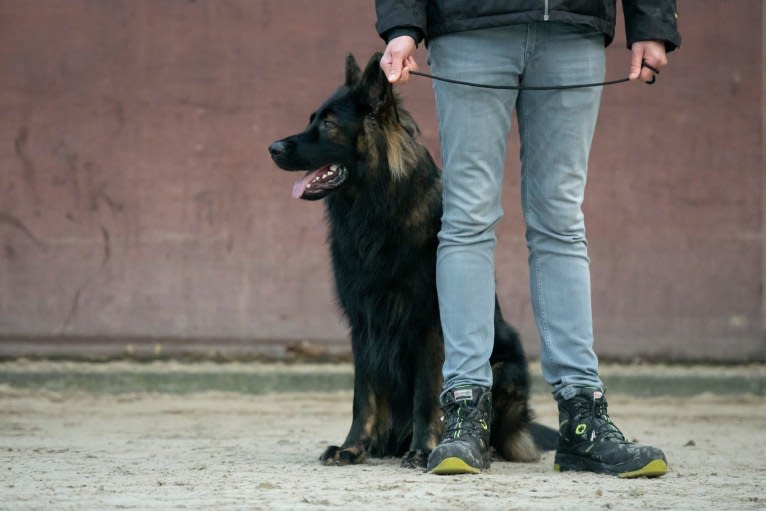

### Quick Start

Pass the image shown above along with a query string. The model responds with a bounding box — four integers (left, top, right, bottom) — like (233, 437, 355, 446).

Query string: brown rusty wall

(0, 0, 763, 361)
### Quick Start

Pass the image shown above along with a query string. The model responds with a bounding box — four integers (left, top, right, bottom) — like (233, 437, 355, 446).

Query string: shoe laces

(571, 393, 626, 442)
(442, 400, 488, 441)
(592, 397, 626, 441)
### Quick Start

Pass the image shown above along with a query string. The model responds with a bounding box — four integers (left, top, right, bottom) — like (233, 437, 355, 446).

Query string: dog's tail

(528, 422, 559, 451)
(491, 365, 559, 459)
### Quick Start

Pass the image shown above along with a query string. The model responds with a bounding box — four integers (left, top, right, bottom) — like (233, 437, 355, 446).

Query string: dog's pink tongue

(292, 170, 320, 199)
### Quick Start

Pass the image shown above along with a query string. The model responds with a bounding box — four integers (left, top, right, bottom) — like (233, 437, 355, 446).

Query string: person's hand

(629, 40, 668, 83)
(380, 35, 418, 84)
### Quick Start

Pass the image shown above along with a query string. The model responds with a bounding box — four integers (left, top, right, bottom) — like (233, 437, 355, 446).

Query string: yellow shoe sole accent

(618, 459, 668, 479)
(430, 457, 481, 475)
(554, 459, 668, 478)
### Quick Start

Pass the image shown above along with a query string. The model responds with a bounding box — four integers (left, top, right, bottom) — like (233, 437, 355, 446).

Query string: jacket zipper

(543, 0, 550, 21)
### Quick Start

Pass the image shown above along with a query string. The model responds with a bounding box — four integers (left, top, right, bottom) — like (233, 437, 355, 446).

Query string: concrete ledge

(0, 361, 763, 396)
(0, 337, 352, 363)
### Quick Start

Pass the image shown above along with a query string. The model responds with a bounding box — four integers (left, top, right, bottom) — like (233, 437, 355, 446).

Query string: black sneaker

(554, 388, 668, 478)
(427, 386, 492, 475)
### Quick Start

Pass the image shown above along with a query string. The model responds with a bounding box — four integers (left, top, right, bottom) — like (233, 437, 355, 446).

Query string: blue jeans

(428, 22, 605, 400)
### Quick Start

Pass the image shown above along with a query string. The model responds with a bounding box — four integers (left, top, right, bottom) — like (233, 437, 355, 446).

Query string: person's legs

(429, 26, 523, 394)
(515, 22, 605, 399)
(426, 25, 524, 474)
(518, 23, 667, 477)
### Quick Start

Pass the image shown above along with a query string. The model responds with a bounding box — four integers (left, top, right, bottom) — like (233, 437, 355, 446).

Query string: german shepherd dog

(269, 53, 553, 468)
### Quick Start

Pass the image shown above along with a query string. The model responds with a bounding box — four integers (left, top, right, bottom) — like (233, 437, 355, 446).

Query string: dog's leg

(320, 362, 377, 465)
(401, 327, 443, 469)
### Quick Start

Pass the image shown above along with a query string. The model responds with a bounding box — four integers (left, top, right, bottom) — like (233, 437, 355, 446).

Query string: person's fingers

(395, 53, 410, 83)
(630, 41, 668, 83)
(399, 55, 419, 82)
(384, 50, 403, 83)
(380, 36, 417, 84)
(405, 55, 419, 73)
(629, 46, 644, 80)
(380, 50, 394, 79)
(639, 63, 656, 83)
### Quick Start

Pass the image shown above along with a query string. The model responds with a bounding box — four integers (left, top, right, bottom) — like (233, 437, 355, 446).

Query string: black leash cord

(408, 61, 659, 90)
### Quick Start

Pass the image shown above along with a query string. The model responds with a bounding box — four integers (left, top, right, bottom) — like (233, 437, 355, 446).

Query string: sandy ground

(1, 386, 764, 511)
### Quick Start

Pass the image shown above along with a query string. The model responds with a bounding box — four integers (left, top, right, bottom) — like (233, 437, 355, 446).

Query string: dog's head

(269, 52, 420, 201)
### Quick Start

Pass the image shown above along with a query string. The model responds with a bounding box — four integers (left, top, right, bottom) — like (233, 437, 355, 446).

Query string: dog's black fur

(269, 53, 555, 468)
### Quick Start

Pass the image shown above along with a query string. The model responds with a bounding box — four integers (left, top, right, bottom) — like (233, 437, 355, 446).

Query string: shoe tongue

(452, 387, 476, 402)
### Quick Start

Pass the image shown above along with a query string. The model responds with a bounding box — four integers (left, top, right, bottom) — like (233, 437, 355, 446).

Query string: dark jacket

(375, 0, 681, 51)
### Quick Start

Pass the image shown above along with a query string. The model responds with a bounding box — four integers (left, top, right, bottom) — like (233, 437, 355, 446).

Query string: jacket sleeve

(375, 0, 428, 44)
(622, 0, 681, 52)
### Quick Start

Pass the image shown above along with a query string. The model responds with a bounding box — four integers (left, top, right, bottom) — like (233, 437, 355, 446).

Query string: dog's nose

(268, 140, 290, 158)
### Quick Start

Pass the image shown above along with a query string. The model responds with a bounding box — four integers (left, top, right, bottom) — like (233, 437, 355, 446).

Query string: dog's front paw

(320, 445, 368, 466)
(401, 449, 430, 469)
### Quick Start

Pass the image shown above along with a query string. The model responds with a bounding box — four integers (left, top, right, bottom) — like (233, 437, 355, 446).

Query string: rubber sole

(617, 459, 668, 478)
(430, 456, 482, 475)
(554, 457, 668, 478)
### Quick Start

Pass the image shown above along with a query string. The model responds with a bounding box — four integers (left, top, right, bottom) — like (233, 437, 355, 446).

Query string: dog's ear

(345, 54, 362, 87)
(358, 51, 394, 114)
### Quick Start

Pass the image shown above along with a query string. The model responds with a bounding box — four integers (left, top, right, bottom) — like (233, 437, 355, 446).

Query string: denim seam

(520, 103, 552, 374)
(523, 23, 535, 66)
(521, 22, 557, 379)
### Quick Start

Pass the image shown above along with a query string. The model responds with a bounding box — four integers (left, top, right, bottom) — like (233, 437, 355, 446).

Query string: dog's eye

(322, 120, 336, 130)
